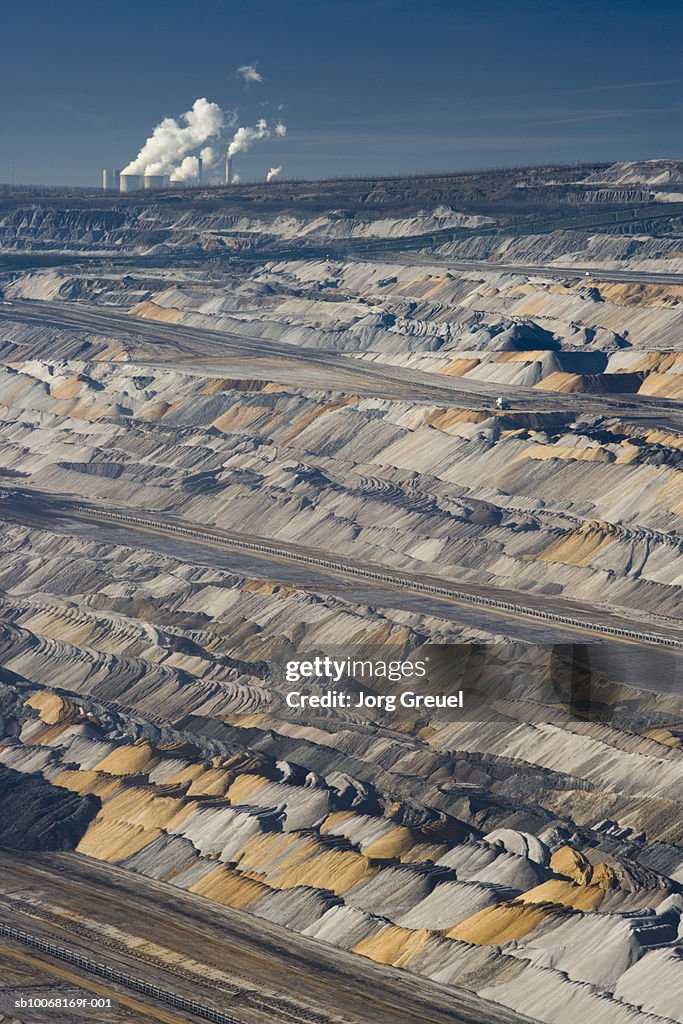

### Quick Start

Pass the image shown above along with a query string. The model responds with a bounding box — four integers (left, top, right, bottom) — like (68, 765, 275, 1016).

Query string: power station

(111, 171, 179, 192)
(102, 97, 284, 193)
(104, 154, 208, 192)
(104, 149, 231, 192)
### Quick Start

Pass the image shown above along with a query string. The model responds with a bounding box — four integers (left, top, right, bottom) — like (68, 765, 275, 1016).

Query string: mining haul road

(388, 255, 683, 288)
(2, 300, 683, 431)
(0, 850, 535, 1024)
(3, 486, 682, 695)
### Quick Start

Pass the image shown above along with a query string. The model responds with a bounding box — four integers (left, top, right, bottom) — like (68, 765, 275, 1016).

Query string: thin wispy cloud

(529, 104, 683, 126)
(542, 78, 683, 98)
(324, 91, 683, 130)
(45, 99, 108, 127)
(289, 129, 623, 150)
(236, 64, 264, 85)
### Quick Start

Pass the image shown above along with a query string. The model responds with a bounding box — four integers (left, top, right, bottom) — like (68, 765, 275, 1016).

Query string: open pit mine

(0, 159, 682, 1024)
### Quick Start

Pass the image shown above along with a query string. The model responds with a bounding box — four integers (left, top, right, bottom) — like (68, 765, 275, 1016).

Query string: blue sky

(1, 0, 682, 186)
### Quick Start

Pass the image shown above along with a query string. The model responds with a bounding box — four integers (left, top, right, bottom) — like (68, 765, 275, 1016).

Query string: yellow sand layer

(494, 350, 554, 362)
(226, 774, 269, 803)
(400, 841, 450, 864)
(51, 375, 85, 400)
(320, 811, 355, 833)
(76, 818, 161, 861)
(96, 788, 194, 830)
(541, 520, 618, 567)
(427, 408, 491, 429)
(139, 400, 172, 421)
(25, 611, 97, 648)
(364, 826, 420, 860)
(593, 863, 619, 889)
(279, 848, 372, 893)
(25, 721, 73, 747)
(550, 845, 594, 884)
(439, 358, 480, 377)
(526, 443, 612, 464)
(26, 692, 76, 725)
(630, 352, 683, 373)
(614, 441, 644, 464)
(594, 282, 683, 308)
(222, 752, 270, 774)
(163, 764, 206, 787)
(643, 428, 683, 451)
(185, 768, 233, 797)
(53, 769, 124, 801)
(521, 879, 605, 911)
(534, 372, 584, 393)
(93, 340, 130, 361)
(1, 377, 34, 408)
(638, 373, 683, 399)
(548, 839, 618, 888)
(132, 301, 183, 323)
(236, 832, 374, 894)
(280, 396, 358, 444)
(95, 741, 159, 777)
(189, 865, 268, 908)
(658, 471, 683, 515)
(242, 580, 299, 597)
(642, 727, 682, 747)
(211, 405, 275, 433)
(445, 902, 552, 944)
(353, 926, 430, 967)
(65, 397, 111, 420)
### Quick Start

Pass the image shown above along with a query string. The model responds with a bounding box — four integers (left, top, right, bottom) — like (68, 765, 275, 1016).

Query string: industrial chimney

(102, 169, 120, 191)
(225, 154, 233, 185)
(197, 156, 203, 185)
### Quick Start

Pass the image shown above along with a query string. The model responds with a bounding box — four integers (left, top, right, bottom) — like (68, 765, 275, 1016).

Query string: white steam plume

(266, 166, 282, 182)
(227, 118, 270, 158)
(227, 118, 287, 162)
(122, 98, 225, 176)
(170, 156, 200, 182)
(236, 63, 263, 84)
(169, 145, 220, 182)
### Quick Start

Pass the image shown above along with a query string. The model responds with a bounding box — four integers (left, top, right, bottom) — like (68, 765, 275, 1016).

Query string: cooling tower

(143, 174, 169, 190)
(119, 174, 142, 193)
